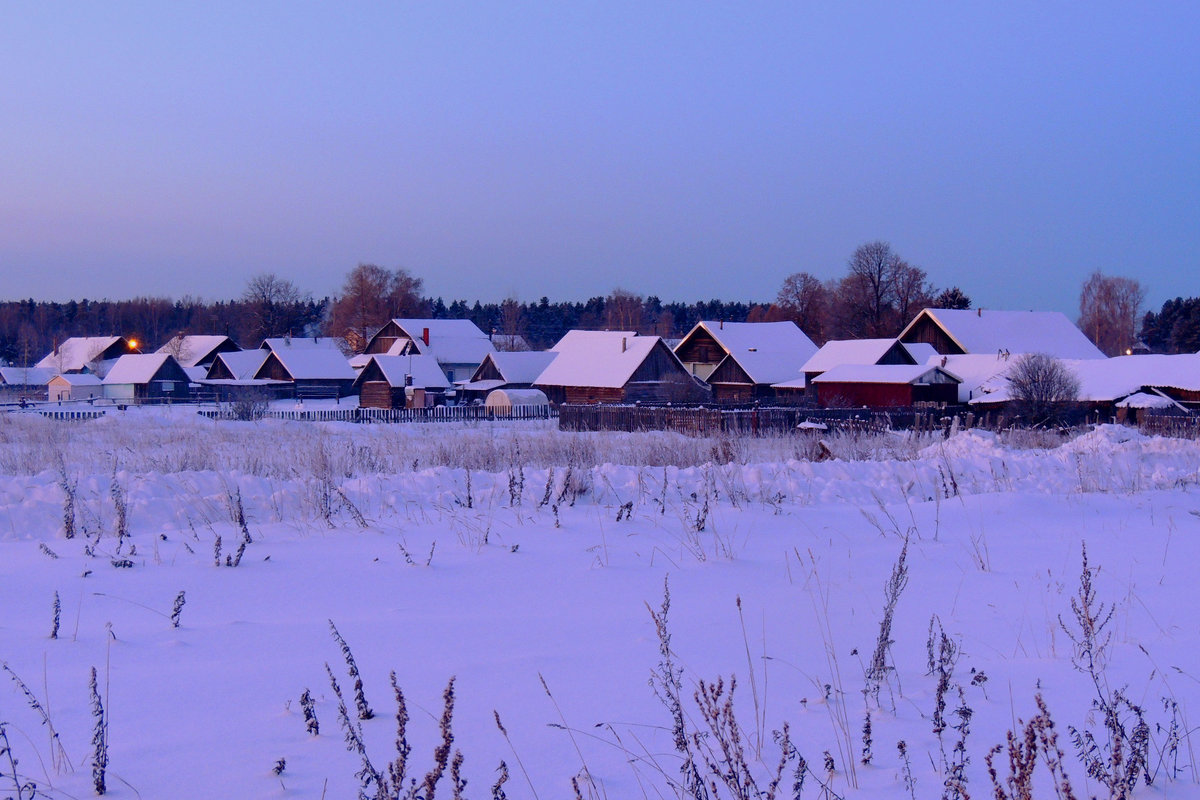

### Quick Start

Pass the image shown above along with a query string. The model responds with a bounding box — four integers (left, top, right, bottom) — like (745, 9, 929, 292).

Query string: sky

(1, 2, 1196, 316)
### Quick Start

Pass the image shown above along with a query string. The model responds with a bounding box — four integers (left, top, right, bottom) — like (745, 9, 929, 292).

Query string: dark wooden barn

(535, 331, 708, 405)
(813, 364, 961, 408)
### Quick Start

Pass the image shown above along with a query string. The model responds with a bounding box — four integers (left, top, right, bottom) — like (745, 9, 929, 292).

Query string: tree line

(0, 241, 1177, 364)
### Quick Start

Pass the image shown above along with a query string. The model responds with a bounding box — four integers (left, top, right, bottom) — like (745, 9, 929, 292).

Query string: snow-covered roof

(901, 308, 1105, 359)
(355, 355, 450, 390)
(801, 339, 899, 374)
(49, 373, 102, 386)
(208, 350, 269, 381)
(103, 354, 181, 385)
(685, 321, 819, 385)
(156, 335, 237, 367)
(483, 351, 558, 384)
(901, 342, 938, 365)
(923, 354, 1019, 403)
(1117, 392, 1177, 409)
(972, 353, 1200, 405)
(35, 337, 132, 373)
(813, 364, 960, 385)
(536, 331, 667, 389)
(0, 367, 55, 386)
(390, 319, 496, 365)
(260, 337, 343, 353)
(258, 349, 355, 381)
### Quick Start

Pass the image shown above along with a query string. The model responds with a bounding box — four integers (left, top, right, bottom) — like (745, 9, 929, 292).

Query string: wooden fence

(1139, 414, 1200, 438)
(197, 404, 555, 424)
(37, 409, 108, 421)
(557, 404, 973, 436)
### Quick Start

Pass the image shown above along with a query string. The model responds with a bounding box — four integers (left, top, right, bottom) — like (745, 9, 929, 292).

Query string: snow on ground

(0, 409, 1198, 799)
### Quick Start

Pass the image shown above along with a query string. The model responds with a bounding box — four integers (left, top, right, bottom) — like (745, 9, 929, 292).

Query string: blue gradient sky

(2, 3, 1196, 314)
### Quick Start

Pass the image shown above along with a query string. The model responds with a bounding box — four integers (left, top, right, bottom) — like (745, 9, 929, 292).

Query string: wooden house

(773, 339, 938, 402)
(0, 367, 54, 401)
(102, 354, 193, 402)
(673, 321, 818, 403)
(363, 319, 495, 384)
(898, 308, 1105, 359)
(156, 335, 240, 368)
(456, 351, 558, 402)
(200, 350, 282, 400)
(534, 331, 708, 405)
(36, 337, 140, 374)
(813, 364, 961, 408)
(48, 373, 103, 402)
(253, 349, 356, 399)
(354, 355, 450, 409)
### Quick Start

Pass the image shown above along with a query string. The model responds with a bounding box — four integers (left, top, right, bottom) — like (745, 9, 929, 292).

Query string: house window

(160, 381, 174, 392)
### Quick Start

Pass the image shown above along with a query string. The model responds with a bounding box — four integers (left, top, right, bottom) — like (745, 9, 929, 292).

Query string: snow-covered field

(1, 409, 1198, 799)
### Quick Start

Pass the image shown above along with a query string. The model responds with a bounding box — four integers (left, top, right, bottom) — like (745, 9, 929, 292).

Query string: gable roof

(0, 367, 55, 386)
(479, 351, 559, 384)
(156, 335, 239, 367)
(256, 349, 355, 381)
(801, 339, 902, 374)
(388, 319, 496, 364)
(900, 308, 1105, 359)
(681, 321, 819, 385)
(206, 350, 270, 381)
(103, 354, 185, 385)
(353, 355, 450, 390)
(536, 331, 671, 389)
(35, 337, 135, 373)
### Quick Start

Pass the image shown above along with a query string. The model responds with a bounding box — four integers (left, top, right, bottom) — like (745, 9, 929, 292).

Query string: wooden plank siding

(898, 316, 965, 355)
(674, 327, 724, 379)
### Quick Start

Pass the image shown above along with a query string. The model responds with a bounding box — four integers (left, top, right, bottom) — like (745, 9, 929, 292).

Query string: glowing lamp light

(128, 339, 139, 350)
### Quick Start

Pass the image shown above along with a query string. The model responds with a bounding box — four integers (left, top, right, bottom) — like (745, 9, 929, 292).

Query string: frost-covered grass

(0, 406, 992, 477)
(1, 410, 1198, 799)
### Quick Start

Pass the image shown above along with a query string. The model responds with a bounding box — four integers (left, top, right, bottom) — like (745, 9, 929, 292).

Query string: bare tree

(1079, 271, 1145, 356)
(605, 288, 645, 332)
(326, 264, 425, 353)
(775, 271, 830, 342)
(1006, 353, 1080, 425)
(830, 241, 930, 338)
(241, 273, 308, 344)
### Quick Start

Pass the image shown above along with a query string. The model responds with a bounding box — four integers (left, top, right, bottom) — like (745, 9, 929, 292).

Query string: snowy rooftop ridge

(356, 354, 450, 389)
(902, 308, 1106, 359)
(156, 335, 237, 367)
(688, 321, 819, 384)
(35, 336, 132, 373)
(537, 331, 665, 388)
(390, 319, 496, 364)
(801, 339, 899, 374)
(103, 354, 179, 384)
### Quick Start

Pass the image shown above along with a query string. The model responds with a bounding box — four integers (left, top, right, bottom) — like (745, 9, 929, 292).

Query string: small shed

(354, 354, 450, 409)
(0, 367, 54, 401)
(253, 349, 356, 399)
(534, 331, 708, 405)
(485, 388, 549, 416)
(102, 354, 192, 402)
(49, 373, 103, 402)
(813, 364, 961, 408)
